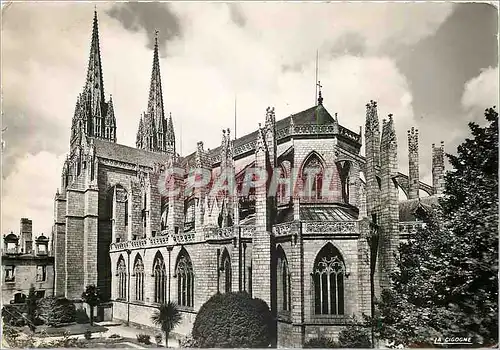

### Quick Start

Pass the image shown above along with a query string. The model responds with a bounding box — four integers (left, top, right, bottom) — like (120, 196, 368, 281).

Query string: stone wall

(1, 257, 55, 304)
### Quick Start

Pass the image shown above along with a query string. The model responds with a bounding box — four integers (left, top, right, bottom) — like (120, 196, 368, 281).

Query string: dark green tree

(151, 301, 182, 348)
(374, 107, 498, 347)
(338, 321, 372, 348)
(81, 285, 100, 326)
(192, 292, 274, 348)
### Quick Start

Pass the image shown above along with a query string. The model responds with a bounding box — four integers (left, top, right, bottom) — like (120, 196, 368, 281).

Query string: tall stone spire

(85, 10, 105, 116)
(70, 10, 116, 148)
(137, 31, 173, 154)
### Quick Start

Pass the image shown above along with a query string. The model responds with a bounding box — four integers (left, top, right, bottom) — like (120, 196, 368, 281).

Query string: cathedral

(53, 12, 446, 347)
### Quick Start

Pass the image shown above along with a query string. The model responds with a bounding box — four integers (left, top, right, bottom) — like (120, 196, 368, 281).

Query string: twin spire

(71, 11, 175, 155)
(136, 31, 176, 154)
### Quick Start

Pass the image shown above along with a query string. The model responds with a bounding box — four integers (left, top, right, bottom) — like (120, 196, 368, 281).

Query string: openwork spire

(85, 10, 105, 114)
(136, 31, 175, 154)
(147, 30, 165, 127)
(70, 10, 116, 147)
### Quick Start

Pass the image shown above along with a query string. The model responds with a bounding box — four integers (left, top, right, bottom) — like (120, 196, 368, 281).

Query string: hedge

(192, 292, 273, 348)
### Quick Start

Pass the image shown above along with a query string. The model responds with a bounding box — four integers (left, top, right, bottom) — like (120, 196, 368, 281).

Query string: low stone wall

(112, 300, 197, 337)
(304, 324, 346, 342)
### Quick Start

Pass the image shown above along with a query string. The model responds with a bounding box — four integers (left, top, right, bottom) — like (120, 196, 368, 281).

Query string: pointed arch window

(117, 256, 127, 300)
(220, 249, 232, 293)
(96, 118, 102, 137)
(313, 244, 345, 315)
(277, 246, 291, 313)
(276, 164, 288, 204)
(153, 253, 167, 304)
(303, 153, 324, 200)
(176, 249, 194, 308)
(133, 255, 145, 301)
(337, 161, 351, 204)
(158, 133, 164, 151)
(161, 197, 168, 231)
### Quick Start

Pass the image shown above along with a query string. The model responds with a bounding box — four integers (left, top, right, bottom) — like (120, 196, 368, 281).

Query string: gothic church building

(53, 12, 446, 347)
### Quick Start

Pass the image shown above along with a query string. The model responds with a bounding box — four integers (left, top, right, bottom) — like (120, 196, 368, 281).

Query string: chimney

(20, 218, 33, 254)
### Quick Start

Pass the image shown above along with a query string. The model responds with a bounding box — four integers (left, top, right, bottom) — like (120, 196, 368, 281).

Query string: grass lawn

(36, 323, 108, 337)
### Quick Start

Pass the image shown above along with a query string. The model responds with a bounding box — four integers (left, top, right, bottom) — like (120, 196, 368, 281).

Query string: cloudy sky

(1, 2, 498, 237)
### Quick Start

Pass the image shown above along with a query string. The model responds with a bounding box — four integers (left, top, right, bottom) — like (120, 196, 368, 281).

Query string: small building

(1, 219, 54, 305)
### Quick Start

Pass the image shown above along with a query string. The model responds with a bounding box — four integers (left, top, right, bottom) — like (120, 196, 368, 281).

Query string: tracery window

(313, 244, 345, 315)
(176, 249, 194, 308)
(277, 246, 291, 312)
(303, 153, 324, 200)
(153, 253, 167, 304)
(133, 255, 145, 301)
(117, 256, 127, 300)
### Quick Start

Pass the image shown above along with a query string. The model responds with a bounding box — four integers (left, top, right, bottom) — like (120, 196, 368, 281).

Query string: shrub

(192, 291, 273, 348)
(37, 296, 75, 325)
(136, 333, 151, 345)
(2, 305, 27, 326)
(155, 333, 163, 346)
(303, 336, 339, 348)
(338, 323, 372, 348)
(179, 335, 199, 348)
(108, 333, 122, 339)
(74, 308, 90, 324)
(34, 317, 45, 326)
(84, 329, 92, 340)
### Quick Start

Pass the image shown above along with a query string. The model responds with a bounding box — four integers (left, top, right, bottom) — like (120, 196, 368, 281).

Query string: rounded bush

(192, 292, 273, 348)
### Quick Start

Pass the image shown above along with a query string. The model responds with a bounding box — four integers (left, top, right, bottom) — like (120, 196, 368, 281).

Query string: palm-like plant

(151, 302, 182, 348)
(81, 285, 100, 326)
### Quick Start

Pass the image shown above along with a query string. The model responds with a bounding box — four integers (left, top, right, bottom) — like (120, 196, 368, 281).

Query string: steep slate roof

(180, 104, 337, 168)
(94, 139, 170, 168)
(398, 196, 440, 222)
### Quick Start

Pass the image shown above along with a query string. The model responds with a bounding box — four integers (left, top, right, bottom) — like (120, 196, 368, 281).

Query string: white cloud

(461, 66, 499, 114)
(2, 152, 65, 236)
(1, 2, 455, 232)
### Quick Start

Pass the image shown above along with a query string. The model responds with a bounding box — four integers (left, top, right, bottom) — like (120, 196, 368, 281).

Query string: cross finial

(317, 81, 323, 105)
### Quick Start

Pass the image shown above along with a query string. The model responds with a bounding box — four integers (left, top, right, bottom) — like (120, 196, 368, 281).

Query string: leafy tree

(151, 301, 182, 348)
(81, 285, 101, 326)
(192, 292, 274, 348)
(374, 107, 498, 347)
(26, 287, 38, 332)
